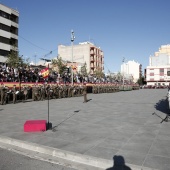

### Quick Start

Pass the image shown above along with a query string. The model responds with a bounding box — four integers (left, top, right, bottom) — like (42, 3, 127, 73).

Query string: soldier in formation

(0, 83, 122, 105)
(0, 83, 8, 105)
(92, 84, 120, 94)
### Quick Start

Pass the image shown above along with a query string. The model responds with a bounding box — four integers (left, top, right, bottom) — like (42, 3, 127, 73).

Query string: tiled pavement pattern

(0, 89, 170, 170)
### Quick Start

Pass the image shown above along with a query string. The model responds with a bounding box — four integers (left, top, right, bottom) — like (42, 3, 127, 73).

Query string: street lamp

(122, 57, 125, 91)
(16, 55, 23, 101)
(71, 30, 75, 85)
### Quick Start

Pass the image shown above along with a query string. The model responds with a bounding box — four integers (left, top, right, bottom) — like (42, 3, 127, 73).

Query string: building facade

(0, 3, 19, 62)
(58, 42, 104, 74)
(121, 60, 142, 83)
(146, 44, 170, 86)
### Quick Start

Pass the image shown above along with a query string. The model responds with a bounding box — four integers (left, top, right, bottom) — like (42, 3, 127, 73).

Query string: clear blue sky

(2, 0, 170, 73)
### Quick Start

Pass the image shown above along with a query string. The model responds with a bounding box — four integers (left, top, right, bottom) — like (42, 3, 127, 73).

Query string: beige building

(58, 41, 104, 74)
(0, 3, 19, 62)
(146, 44, 170, 86)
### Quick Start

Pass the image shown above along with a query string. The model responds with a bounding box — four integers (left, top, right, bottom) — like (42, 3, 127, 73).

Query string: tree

(6, 47, 30, 68)
(6, 50, 22, 67)
(80, 62, 88, 76)
(94, 67, 105, 79)
(51, 57, 67, 75)
(137, 76, 145, 85)
(116, 72, 123, 82)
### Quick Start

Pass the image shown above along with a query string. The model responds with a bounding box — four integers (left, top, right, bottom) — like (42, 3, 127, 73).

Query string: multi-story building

(121, 60, 142, 83)
(146, 44, 170, 86)
(58, 41, 104, 74)
(0, 3, 19, 62)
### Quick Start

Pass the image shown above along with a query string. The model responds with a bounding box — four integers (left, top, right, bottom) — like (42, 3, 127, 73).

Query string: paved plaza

(0, 89, 170, 170)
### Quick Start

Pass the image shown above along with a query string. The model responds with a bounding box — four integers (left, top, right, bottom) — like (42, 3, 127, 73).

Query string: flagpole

(40, 57, 52, 131)
(47, 63, 50, 130)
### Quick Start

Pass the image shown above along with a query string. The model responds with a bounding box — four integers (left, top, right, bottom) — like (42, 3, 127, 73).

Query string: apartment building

(121, 60, 142, 83)
(58, 41, 104, 74)
(146, 44, 170, 86)
(0, 3, 19, 62)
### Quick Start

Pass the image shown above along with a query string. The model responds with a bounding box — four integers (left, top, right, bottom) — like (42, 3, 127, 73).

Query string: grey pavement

(0, 147, 76, 170)
(0, 89, 170, 170)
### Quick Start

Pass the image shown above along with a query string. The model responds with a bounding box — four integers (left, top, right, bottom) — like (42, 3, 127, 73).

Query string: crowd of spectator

(0, 63, 44, 83)
(0, 63, 132, 85)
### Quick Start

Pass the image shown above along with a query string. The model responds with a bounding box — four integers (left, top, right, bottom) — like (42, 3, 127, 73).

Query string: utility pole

(71, 30, 75, 85)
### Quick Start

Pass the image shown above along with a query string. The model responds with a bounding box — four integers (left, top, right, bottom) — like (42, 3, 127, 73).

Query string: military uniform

(58, 85, 63, 98)
(83, 85, 87, 103)
(0, 84, 6, 105)
(40, 84, 46, 100)
(12, 85, 17, 104)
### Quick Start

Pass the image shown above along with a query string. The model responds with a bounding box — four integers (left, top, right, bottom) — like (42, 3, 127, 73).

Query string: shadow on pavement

(51, 110, 81, 132)
(154, 98, 169, 114)
(153, 98, 170, 123)
(87, 99, 92, 102)
(106, 155, 131, 170)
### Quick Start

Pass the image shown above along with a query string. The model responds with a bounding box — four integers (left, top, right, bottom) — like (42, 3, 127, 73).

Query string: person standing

(83, 84, 87, 103)
(0, 83, 6, 105)
(12, 85, 17, 104)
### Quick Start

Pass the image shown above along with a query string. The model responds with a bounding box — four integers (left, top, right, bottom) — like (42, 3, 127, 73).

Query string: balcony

(90, 51, 95, 55)
(11, 21, 19, 28)
(90, 64, 94, 68)
(11, 33, 18, 39)
(90, 58, 95, 62)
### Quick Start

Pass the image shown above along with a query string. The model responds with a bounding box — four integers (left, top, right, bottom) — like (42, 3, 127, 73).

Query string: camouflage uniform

(12, 85, 17, 104)
(83, 85, 87, 103)
(0, 84, 6, 105)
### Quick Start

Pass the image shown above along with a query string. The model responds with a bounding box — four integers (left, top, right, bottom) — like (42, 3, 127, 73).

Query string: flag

(41, 68, 49, 78)
(72, 66, 77, 70)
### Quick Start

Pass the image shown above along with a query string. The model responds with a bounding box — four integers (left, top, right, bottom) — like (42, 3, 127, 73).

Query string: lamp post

(122, 57, 125, 91)
(16, 55, 23, 101)
(40, 58, 51, 130)
(71, 30, 75, 85)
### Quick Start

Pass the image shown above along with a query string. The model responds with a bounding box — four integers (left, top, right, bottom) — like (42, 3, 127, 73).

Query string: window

(167, 71, 170, 76)
(160, 68, 164, 73)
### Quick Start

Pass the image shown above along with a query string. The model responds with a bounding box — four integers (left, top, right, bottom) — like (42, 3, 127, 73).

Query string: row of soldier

(0, 83, 31, 104)
(0, 83, 87, 104)
(32, 83, 87, 101)
(0, 83, 121, 105)
(92, 84, 120, 94)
